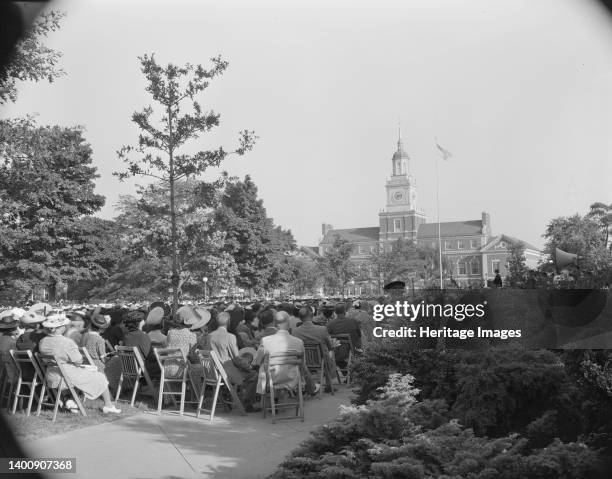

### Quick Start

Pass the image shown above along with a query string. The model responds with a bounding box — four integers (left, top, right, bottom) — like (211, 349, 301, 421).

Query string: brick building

(318, 132, 541, 291)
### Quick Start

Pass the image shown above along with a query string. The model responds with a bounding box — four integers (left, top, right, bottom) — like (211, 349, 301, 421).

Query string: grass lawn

(4, 397, 152, 441)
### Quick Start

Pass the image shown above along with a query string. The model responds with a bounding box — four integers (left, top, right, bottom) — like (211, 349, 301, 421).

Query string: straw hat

(176, 305, 209, 326)
(189, 309, 212, 331)
(42, 314, 70, 329)
(90, 308, 110, 329)
(146, 306, 165, 326)
(20, 311, 46, 325)
(28, 303, 53, 316)
(0, 309, 20, 329)
(238, 347, 257, 359)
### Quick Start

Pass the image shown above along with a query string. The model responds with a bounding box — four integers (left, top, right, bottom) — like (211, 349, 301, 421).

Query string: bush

(271, 375, 604, 479)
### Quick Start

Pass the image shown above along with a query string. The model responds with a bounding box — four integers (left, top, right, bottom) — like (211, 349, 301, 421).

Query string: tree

(587, 201, 612, 250)
(114, 54, 256, 310)
(506, 240, 529, 287)
(216, 176, 296, 293)
(99, 178, 238, 301)
(0, 11, 65, 104)
(543, 213, 612, 287)
(316, 235, 357, 296)
(0, 118, 119, 302)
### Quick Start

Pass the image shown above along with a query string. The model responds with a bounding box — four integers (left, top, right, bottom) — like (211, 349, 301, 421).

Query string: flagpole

(435, 139, 443, 289)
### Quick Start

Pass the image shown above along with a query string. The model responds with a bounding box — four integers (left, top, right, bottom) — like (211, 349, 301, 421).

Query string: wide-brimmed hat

(42, 314, 70, 329)
(67, 309, 88, 321)
(90, 308, 110, 329)
(28, 302, 53, 316)
(189, 309, 212, 331)
(0, 309, 20, 329)
(146, 306, 165, 326)
(176, 305, 209, 326)
(149, 302, 171, 317)
(20, 311, 46, 325)
(383, 280, 406, 291)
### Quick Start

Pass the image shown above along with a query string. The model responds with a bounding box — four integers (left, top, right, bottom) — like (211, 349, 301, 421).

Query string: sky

(2, 0, 612, 249)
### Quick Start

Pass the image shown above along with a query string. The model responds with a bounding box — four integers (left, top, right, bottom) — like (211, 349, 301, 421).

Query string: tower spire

(397, 119, 402, 149)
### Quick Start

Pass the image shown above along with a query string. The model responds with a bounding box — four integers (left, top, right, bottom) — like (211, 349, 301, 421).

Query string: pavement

(25, 386, 353, 479)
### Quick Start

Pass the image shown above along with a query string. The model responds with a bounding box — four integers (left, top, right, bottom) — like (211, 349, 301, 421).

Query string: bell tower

(379, 126, 426, 243)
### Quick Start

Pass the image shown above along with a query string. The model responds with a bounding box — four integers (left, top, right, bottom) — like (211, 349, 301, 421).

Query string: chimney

(322, 223, 333, 237)
(481, 212, 491, 236)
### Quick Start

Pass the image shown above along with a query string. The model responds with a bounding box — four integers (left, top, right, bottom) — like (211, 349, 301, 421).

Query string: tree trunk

(168, 104, 179, 312)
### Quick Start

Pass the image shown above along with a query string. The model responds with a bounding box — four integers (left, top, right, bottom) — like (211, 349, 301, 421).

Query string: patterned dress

(39, 334, 108, 400)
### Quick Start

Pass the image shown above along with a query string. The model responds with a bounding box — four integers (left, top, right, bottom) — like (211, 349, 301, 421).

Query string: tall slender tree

(114, 54, 256, 310)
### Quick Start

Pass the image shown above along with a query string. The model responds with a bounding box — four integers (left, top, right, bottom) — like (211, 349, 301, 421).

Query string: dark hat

(383, 280, 406, 291)
(123, 310, 146, 324)
(90, 308, 110, 329)
(149, 302, 171, 317)
(0, 309, 19, 330)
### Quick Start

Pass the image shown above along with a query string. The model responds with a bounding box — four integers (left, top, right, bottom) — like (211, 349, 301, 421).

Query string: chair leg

(196, 382, 206, 420)
(319, 368, 324, 399)
(11, 377, 22, 414)
(210, 380, 221, 424)
(179, 378, 186, 416)
(52, 386, 62, 422)
(269, 381, 276, 424)
(36, 383, 46, 416)
(261, 386, 267, 419)
(115, 373, 123, 403)
(130, 376, 140, 407)
(298, 376, 304, 422)
(26, 378, 37, 416)
(157, 374, 164, 415)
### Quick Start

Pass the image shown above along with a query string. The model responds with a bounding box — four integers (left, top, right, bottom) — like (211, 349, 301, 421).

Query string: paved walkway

(26, 387, 353, 479)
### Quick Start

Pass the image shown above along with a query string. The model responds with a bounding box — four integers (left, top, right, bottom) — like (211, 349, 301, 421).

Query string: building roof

(299, 246, 321, 258)
(321, 227, 380, 244)
(481, 234, 541, 252)
(392, 138, 410, 161)
(418, 220, 483, 239)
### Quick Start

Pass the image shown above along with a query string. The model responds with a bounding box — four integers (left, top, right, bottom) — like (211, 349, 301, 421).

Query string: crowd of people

(0, 298, 370, 417)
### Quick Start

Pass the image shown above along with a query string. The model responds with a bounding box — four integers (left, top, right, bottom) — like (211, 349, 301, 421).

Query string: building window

(492, 259, 500, 273)
(471, 260, 480, 274)
(458, 261, 466, 275)
(495, 241, 507, 250)
(370, 245, 376, 253)
(470, 239, 478, 249)
(358, 245, 365, 254)
(444, 241, 452, 250)
(457, 241, 465, 249)
(393, 218, 401, 232)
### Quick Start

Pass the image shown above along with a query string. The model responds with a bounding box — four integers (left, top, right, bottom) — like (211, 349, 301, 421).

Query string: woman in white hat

(0, 310, 21, 384)
(38, 314, 121, 414)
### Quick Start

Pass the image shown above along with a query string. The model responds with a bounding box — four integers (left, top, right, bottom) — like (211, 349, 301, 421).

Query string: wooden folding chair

(332, 334, 354, 385)
(303, 342, 331, 398)
(9, 350, 46, 416)
(78, 347, 95, 367)
(194, 349, 246, 423)
(154, 348, 193, 416)
(35, 353, 87, 422)
(261, 351, 304, 424)
(113, 346, 157, 406)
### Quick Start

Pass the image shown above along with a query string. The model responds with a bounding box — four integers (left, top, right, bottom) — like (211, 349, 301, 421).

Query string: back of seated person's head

(334, 303, 346, 316)
(259, 309, 275, 328)
(217, 312, 230, 328)
(298, 307, 313, 322)
(274, 310, 290, 330)
(251, 303, 262, 314)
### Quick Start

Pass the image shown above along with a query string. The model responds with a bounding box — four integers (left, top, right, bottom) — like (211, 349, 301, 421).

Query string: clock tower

(379, 129, 426, 243)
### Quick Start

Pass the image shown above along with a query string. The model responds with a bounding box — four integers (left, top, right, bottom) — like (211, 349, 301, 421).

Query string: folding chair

(78, 347, 95, 367)
(9, 350, 46, 416)
(154, 348, 195, 416)
(261, 351, 304, 424)
(303, 342, 332, 398)
(35, 353, 87, 422)
(194, 349, 245, 423)
(114, 346, 157, 407)
(332, 334, 354, 385)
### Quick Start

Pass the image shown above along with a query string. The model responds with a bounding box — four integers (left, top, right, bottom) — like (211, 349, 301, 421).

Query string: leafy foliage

(317, 235, 357, 295)
(0, 118, 119, 301)
(0, 11, 65, 104)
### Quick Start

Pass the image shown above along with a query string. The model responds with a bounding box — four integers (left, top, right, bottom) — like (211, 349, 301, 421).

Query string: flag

(436, 142, 452, 161)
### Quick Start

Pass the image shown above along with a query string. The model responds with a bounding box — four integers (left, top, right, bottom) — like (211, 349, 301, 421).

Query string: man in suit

(327, 302, 362, 368)
(292, 307, 336, 392)
(204, 312, 259, 412)
(253, 311, 320, 396)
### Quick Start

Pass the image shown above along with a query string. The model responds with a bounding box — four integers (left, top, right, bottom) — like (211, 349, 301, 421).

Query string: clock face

(392, 190, 404, 202)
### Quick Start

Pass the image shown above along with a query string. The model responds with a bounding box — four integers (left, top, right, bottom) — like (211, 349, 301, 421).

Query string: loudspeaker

(554, 247, 578, 272)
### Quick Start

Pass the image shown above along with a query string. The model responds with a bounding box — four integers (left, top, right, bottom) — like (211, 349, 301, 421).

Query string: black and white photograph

(0, 0, 612, 478)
